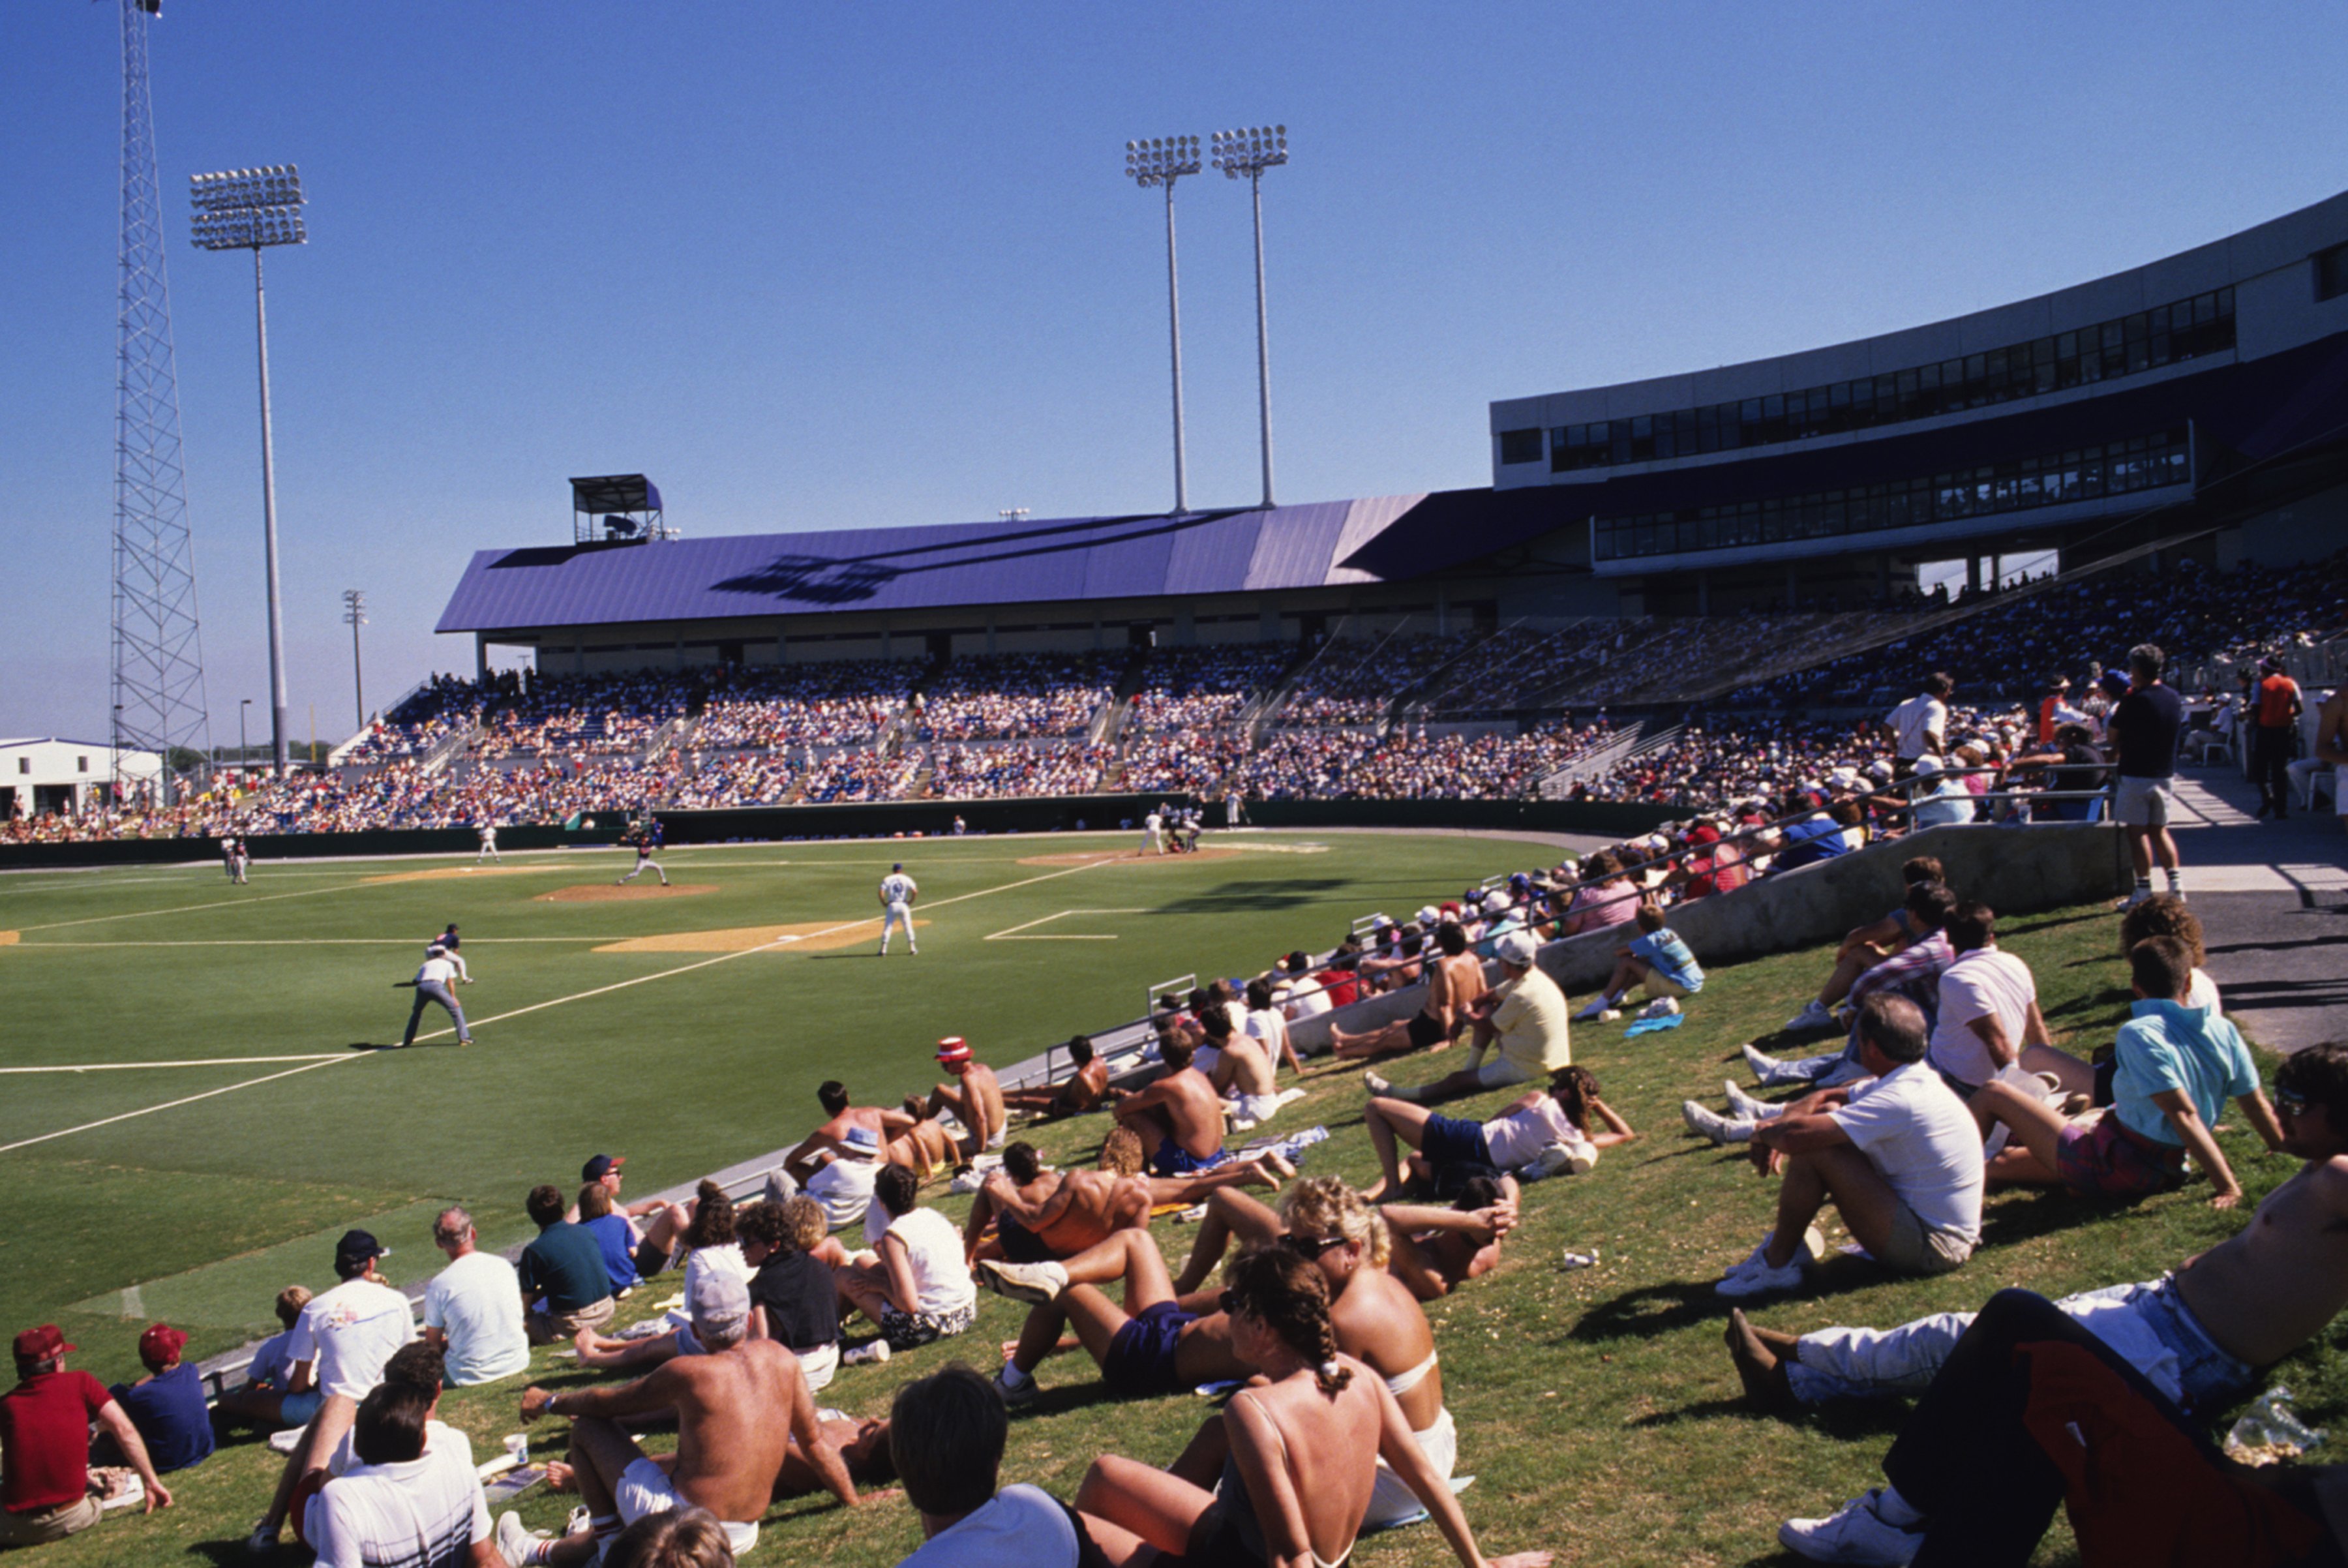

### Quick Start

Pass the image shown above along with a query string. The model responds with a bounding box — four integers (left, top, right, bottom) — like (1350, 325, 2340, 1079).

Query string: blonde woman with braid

(1074, 1248, 1550, 1568)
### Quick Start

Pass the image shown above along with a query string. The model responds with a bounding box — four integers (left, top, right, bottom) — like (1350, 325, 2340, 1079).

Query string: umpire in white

(396, 943, 474, 1047)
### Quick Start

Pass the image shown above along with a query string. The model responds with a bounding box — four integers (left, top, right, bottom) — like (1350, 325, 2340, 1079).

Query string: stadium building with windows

(438, 190, 2348, 670)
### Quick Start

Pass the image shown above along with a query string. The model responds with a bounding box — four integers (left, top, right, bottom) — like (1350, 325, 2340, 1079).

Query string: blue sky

(8, 2, 2348, 744)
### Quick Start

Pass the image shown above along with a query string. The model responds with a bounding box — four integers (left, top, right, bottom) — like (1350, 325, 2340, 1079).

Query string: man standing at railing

(2107, 643, 2188, 912)
(2250, 655, 2304, 820)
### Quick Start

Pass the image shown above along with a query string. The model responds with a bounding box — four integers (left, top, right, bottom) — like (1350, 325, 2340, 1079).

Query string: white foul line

(986, 908, 1151, 941)
(1, 857, 1113, 1154)
(0, 1054, 348, 1075)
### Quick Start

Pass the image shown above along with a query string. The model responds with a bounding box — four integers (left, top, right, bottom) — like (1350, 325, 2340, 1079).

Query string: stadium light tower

(1124, 136, 1202, 515)
(1212, 126, 1288, 510)
(190, 164, 306, 776)
(342, 588, 367, 731)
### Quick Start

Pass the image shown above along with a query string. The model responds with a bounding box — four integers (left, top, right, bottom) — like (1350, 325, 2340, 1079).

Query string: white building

(0, 738, 166, 820)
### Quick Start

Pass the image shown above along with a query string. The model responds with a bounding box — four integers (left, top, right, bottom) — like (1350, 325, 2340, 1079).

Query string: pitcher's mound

(596, 917, 924, 953)
(539, 883, 719, 903)
(1017, 847, 1244, 867)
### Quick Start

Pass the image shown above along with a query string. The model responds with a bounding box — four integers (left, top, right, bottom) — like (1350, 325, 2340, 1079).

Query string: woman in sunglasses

(1074, 1246, 1550, 1568)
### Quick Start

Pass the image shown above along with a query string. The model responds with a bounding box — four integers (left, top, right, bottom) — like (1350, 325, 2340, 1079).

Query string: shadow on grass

(1978, 1183, 2161, 1249)
(1569, 1256, 1910, 1346)
(2042, 985, 2131, 1020)
(1151, 879, 1353, 914)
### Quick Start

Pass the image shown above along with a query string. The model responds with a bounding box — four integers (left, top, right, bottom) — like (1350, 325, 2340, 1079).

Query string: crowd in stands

(914, 654, 1113, 742)
(1122, 643, 1290, 735)
(685, 660, 914, 750)
(1283, 632, 1475, 725)
(928, 743, 1111, 800)
(1230, 722, 1611, 802)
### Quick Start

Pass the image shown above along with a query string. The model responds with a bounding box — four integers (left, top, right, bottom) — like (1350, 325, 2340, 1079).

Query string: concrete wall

(1284, 821, 2130, 1053)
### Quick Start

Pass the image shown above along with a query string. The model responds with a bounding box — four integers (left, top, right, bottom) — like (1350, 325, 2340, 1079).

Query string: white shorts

(614, 1457, 758, 1556)
(1229, 1091, 1285, 1126)
(1364, 1406, 1457, 1526)
(1475, 1057, 1536, 1090)
(796, 1341, 839, 1394)
(2114, 776, 2175, 828)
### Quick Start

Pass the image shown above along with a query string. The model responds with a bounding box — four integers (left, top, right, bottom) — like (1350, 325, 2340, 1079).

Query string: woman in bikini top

(1072, 1247, 1550, 1568)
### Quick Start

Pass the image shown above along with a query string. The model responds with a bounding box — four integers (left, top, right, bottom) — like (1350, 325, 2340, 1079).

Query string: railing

(1536, 720, 1649, 798)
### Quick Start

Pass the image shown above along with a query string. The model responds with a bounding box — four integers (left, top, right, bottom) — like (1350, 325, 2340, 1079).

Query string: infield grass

(2, 841, 2331, 1567)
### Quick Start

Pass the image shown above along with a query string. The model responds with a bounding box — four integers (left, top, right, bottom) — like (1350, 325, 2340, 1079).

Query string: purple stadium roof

(435, 496, 1428, 633)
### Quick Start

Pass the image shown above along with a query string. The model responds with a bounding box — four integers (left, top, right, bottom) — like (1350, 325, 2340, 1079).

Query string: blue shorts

(1420, 1113, 1494, 1171)
(279, 1390, 323, 1427)
(1149, 1141, 1229, 1178)
(1104, 1301, 1196, 1398)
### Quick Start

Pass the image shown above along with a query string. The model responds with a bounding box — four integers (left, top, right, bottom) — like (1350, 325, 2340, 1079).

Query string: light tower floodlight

(1212, 126, 1289, 509)
(1124, 134, 1202, 515)
(190, 162, 307, 776)
(341, 588, 367, 732)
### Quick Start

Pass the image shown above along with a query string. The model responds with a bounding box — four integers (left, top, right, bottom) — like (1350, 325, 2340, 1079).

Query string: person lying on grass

(963, 1131, 1291, 1267)
(1967, 935, 2283, 1206)
(997, 1034, 1112, 1119)
(1715, 993, 1982, 1301)
(1361, 1064, 1635, 1202)
(1070, 1246, 1552, 1568)
(1724, 1038, 2348, 1421)
(508, 1272, 857, 1567)
(1169, 1175, 1519, 1303)
(977, 1227, 1248, 1405)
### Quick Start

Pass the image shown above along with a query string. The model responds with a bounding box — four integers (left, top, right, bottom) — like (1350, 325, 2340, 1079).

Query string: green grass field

(2, 835, 2330, 1567)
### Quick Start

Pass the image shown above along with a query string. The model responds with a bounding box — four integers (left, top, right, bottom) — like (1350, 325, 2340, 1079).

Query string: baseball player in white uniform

(476, 822, 501, 863)
(1143, 807, 1166, 856)
(878, 862, 918, 955)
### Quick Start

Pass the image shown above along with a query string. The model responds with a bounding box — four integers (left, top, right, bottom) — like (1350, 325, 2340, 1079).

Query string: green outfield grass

(3, 843, 2330, 1567)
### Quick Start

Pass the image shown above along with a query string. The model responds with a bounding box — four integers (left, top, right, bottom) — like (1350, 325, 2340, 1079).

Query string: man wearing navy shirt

(104, 1324, 213, 1475)
(2108, 642, 2188, 910)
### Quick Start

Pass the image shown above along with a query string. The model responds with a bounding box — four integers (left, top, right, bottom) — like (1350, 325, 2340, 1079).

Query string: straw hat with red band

(935, 1036, 972, 1066)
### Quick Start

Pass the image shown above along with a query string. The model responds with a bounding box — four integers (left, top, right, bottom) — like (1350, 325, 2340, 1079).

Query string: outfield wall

(0, 793, 1676, 871)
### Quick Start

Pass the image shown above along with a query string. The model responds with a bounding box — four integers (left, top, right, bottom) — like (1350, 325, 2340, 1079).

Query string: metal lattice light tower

(111, 0, 211, 806)
(1124, 135, 1202, 515)
(1212, 125, 1288, 510)
(190, 164, 307, 776)
(341, 588, 367, 731)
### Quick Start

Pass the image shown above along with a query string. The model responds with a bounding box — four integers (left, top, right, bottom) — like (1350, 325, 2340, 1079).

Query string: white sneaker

(2115, 888, 2154, 911)
(1723, 1080, 1773, 1119)
(1779, 1490, 1924, 1565)
(1741, 1042, 1792, 1084)
(1639, 997, 1681, 1019)
(1362, 1070, 1393, 1097)
(1573, 995, 1613, 1022)
(494, 1513, 545, 1567)
(1717, 1253, 1807, 1299)
(1597, 1008, 1623, 1022)
(978, 1259, 1070, 1304)
(1784, 999, 1839, 1036)
(842, 1340, 891, 1366)
(1681, 1101, 1754, 1144)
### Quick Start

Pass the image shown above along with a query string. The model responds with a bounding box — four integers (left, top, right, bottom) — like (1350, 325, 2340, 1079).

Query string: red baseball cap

(12, 1325, 74, 1361)
(935, 1036, 972, 1065)
(138, 1324, 188, 1364)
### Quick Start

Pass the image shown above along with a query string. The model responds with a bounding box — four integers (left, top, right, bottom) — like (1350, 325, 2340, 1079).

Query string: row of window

(1591, 427, 2190, 562)
(1501, 287, 2233, 472)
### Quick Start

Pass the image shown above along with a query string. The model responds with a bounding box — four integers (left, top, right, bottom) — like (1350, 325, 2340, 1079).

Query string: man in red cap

(102, 1324, 214, 1475)
(894, 1037, 1005, 1163)
(1, 1325, 173, 1546)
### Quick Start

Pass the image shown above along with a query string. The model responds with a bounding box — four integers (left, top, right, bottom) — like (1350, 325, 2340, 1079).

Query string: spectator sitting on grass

(1361, 1064, 1636, 1201)
(1784, 858, 1947, 1034)
(1108, 1034, 1232, 1176)
(1715, 995, 1983, 1300)
(888, 1364, 1104, 1567)
(507, 1271, 859, 1567)
(997, 1035, 1111, 1119)
(740, 1198, 842, 1393)
(519, 1185, 616, 1346)
(601, 1508, 736, 1568)
(1070, 1246, 1550, 1568)
(0, 1324, 173, 1549)
(1740, 884, 1960, 1092)
(1169, 1171, 1522, 1304)
(215, 1286, 314, 1429)
(2118, 893, 2221, 1009)
(97, 1324, 211, 1476)
(577, 1184, 644, 1303)
(1968, 937, 2285, 1205)
(1329, 920, 1487, 1063)
(1576, 903, 1705, 1023)
(774, 1081, 890, 1235)
(307, 1374, 494, 1568)
(421, 1207, 530, 1388)
(967, 1132, 1290, 1268)
(1925, 902, 2086, 1098)
(833, 1165, 978, 1351)
(1362, 931, 1570, 1106)
(1201, 1006, 1286, 1128)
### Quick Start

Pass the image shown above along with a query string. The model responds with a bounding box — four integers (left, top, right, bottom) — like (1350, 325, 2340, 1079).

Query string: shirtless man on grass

(1329, 920, 1486, 1061)
(1109, 1035, 1232, 1175)
(998, 1034, 1112, 1119)
(965, 1131, 1292, 1265)
(1726, 1038, 2348, 1419)
(895, 1036, 1004, 1160)
(505, 1273, 857, 1566)
(1202, 1009, 1286, 1128)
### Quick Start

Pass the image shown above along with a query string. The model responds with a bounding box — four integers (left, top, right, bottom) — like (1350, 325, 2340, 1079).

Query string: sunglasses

(1280, 1232, 1348, 1261)
(2277, 1087, 2311, 1117)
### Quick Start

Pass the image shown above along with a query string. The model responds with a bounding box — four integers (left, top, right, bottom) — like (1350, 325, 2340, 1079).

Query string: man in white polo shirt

(1883, 674, 1953, 765)
(1926, 902, 2082, 1098)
